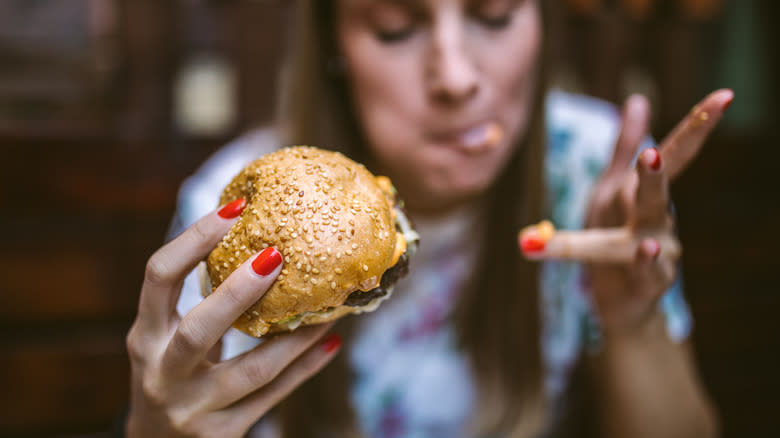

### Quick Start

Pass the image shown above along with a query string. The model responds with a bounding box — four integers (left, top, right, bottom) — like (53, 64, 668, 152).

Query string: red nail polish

(649, 240, 661, 259)
(218, 198, 247, 219)
(643, 239, 661, 260)
(521, 233, 546, 253)
(321, 334, 342, 353)
(722, 96, 733, 112)
(252, 247, 282, 276)
(648, 148, 662, 171)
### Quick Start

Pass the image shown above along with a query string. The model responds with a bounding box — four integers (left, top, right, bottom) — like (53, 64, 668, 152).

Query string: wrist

(601, 307, 668, 345)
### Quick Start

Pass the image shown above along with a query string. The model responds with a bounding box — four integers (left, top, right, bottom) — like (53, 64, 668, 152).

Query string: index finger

(519, 225, 681, 264)
(161, 247, 283, 374)
(660, 89, 734, 180)
(139, 199, 246, 332)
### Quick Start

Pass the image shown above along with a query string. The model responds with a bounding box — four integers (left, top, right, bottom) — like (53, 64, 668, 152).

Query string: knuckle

(140, 376, 167, 408)
(169, 409, 202, 437)
(172, 321, 208, 355)
(190, 218, 212, 245)
(217, 280, 248, 309)
(126, 328, 146, 362)
(238, 358, 275, 387)
(145, 253, 172, 285)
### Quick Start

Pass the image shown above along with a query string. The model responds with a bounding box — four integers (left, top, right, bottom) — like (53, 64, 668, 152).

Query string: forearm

(590, 311, 719, 438)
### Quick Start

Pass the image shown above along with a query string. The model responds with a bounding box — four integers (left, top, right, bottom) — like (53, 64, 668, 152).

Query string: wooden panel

(670, 131, 780, 436)
(0, 0, 121, 139)
(0, 330, 130, 436)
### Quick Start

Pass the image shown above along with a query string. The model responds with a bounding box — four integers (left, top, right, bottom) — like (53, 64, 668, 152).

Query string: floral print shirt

(172, 90, 691, 437)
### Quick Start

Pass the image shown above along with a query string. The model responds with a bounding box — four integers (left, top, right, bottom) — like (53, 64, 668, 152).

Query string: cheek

(497, 19, 541, 118)
(341, 36, 424, 154)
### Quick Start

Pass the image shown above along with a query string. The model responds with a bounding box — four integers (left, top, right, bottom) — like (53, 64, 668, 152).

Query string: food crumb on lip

(433, 121, 505, 155)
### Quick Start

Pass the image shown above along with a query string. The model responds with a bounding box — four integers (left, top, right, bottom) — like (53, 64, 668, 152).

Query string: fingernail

(520, 233, 546, 253)
(321, 334, 342, 353)
(645, 239, 661, 260)
(646, 148, 662, 171)
(252, 247, 282, 276)
(722, 95, 733, 112)
(218, 198, 247, 219)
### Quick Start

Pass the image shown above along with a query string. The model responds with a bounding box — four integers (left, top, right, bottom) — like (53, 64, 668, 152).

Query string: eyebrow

(365, 0, 425, 13)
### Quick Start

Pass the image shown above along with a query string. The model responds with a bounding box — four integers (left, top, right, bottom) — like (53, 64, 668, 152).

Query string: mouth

(428, 121, 505, 155)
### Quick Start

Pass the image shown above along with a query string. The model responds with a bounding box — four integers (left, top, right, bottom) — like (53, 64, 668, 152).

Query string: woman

(125, 0, 727, 436)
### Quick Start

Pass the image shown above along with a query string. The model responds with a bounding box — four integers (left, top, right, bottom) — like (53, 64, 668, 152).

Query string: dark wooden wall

(0, 1, 777, 437)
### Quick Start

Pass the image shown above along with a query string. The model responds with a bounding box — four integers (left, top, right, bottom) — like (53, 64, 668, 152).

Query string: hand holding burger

(125, 146, 416, 437)
(203, 146, 418, 337)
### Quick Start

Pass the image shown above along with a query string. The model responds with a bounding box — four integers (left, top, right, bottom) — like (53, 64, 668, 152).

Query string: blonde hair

(275, 1, 552, 436)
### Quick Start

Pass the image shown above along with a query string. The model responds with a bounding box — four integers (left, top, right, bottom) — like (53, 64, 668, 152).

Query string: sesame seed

(351, 243, 358, 249)
(346, 249, 353, 256)
(331, 281, 337, 289)
(296, 262, 302, 269)
(282, 269, 289, 275)
(312, 268, 320, 274)
(320, 255, 327, 262)
(335, 268, 343, 274)
(310, 278, 319, 284)
(327, 274, 334, 281)
(304, 274, 310, 281)
(363, 264, 369, 271)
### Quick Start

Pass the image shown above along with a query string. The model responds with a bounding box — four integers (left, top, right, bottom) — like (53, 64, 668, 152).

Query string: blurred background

(0, 0, 777, 436)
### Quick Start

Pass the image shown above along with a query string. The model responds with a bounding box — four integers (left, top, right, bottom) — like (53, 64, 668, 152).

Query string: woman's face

(336, 0, 542, 214)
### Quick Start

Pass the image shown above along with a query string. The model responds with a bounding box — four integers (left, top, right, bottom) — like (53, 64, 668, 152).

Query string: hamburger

(200, 146, 418, 337)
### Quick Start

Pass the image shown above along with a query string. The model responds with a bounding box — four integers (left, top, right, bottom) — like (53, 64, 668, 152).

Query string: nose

(426, 19, 479, 106)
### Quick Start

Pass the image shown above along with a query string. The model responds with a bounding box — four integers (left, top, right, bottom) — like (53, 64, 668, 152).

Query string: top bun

(205, 146, 404, 337)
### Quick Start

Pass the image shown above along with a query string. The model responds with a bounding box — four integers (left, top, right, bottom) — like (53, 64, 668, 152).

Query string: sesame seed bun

(204, 146, 414, 337)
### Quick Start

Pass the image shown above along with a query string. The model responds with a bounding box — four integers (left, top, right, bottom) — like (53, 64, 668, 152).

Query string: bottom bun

(197, 262, 394, 337)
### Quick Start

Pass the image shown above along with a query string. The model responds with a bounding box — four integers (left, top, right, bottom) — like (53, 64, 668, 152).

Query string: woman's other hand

(519, 89, 733, 336)
(125, 200, 341, 438)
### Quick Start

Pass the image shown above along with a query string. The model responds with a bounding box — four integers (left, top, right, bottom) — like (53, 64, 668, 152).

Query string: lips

(428, 121, 504, 155)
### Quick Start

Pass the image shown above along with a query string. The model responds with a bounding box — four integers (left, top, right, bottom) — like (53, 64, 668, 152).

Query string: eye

(477, 13, 512, 29)
(368, 2, 418, 44)
(375, 26, 416, 44)
(470, 0, 519, 30)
